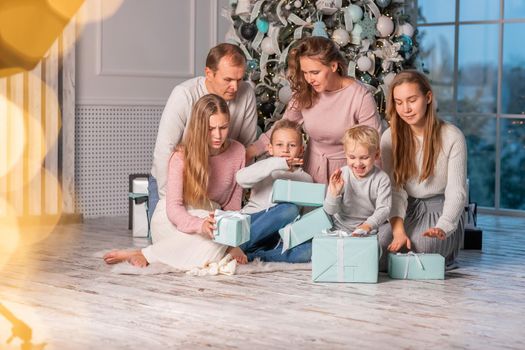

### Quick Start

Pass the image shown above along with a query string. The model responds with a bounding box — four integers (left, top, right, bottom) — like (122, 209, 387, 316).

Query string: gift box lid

(271, 179, 326, 206)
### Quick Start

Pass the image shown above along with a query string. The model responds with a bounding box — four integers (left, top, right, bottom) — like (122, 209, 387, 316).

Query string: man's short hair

(205, 43, 246, 72)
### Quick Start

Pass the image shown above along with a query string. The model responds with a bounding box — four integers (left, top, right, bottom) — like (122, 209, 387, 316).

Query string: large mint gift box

(212, 210, 250, 247)
(279, 208, 332, 251)
(312, 233, 379, 283)
(388, 252, 445, 280)
(271, 179, 326, 207)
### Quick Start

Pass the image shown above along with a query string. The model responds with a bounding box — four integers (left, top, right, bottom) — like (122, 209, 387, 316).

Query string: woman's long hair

(386, 70, 443, 189)
(287, 36, 347, 110)
(178, 94, 230, 209)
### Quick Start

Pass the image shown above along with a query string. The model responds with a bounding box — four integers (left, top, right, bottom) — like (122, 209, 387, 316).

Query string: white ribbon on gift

(323, 230, 349, 282)
(398, 251, 425, 279)
(214, 209, 250, 244)
(280, 214, 302, 253)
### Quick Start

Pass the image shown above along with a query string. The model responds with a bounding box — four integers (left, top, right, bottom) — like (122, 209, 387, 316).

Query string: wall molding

(95, 0, 196, 78)
(78, 96, 167, 106)
(210, 0, 219, 46)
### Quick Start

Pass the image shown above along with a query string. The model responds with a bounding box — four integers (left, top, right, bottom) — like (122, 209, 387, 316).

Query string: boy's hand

(201, 212, 216, 239)
(286, 157, 303, 170)
(328, 168, 344, 196)
(352, 223, 372, 236)
(422, 227, 446, 240)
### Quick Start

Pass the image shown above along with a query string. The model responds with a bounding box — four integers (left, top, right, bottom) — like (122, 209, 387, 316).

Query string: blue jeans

(147, 175, 160, 223)
(247, 241, 312, 263)
(240, 203, 299, 254)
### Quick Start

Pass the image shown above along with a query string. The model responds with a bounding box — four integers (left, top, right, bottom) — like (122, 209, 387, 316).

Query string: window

(418, 0, 525, 212)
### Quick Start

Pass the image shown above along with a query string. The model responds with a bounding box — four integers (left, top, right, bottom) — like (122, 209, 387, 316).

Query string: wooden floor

(1, 214, 524, 349)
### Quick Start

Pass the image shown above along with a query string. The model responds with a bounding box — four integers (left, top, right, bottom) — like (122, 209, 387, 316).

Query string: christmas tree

(223, 0, 419, 131)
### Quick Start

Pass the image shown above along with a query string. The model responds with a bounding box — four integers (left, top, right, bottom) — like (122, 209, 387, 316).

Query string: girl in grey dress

(379, 70, 467, 270)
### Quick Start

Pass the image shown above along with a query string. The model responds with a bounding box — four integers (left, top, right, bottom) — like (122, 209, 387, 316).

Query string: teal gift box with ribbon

(312, 233, 379, 283)
(388, 252, 445, 280)
(279, 208, 332, 251)
(213, 210, 251, 247)
(271, 179, 326, 207)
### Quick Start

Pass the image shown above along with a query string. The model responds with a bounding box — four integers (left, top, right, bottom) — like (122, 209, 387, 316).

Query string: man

(149, 43, 257, 217)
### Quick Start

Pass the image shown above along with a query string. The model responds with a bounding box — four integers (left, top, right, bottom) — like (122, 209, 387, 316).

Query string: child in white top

(236, 119, 313, 262)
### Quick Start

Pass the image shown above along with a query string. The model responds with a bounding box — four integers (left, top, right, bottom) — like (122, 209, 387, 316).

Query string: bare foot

(227, 247, 247, 264)
(103, 250, 149, 267)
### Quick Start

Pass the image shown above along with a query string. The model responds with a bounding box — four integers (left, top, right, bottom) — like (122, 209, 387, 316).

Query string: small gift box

(388, 252, 445, 280)
(213, 210, 251, 247)
(129, 175, 150, 238)
(271, 179, 326, 207)
(312, 232, 379, 283)
(279, 207, 332, 251)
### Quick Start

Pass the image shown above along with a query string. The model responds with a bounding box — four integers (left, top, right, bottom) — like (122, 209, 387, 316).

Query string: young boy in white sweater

(236, 119, 313, 262)
(323, 125, 392, 236)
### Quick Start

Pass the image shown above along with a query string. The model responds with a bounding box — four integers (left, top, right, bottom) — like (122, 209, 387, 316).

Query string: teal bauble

(397, 34, 413, 53)
(312, 21, 328, 38)
(256, 17, 270, 34)
(375, 0, 391, 8)
(247, 59, 259, 71)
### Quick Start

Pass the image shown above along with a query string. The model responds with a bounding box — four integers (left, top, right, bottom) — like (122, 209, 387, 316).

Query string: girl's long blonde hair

(178, 94, 229, 209)
(386, 70, 443, 189)
(287, 36, 347, 110)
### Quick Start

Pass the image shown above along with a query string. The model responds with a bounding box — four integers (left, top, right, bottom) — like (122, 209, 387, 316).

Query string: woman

(246, 36, 381, 184)
(379, 70, 467, 269)
(104, 94, 247, 269)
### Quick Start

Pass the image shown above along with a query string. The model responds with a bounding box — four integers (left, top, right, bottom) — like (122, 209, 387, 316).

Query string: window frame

(416, 0, 525, 216)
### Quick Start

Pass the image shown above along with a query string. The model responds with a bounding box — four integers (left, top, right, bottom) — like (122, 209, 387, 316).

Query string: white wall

(75, 0, 233, 217)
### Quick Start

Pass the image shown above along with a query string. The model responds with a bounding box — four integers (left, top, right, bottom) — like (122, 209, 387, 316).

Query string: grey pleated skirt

(378, 195, 464, 271)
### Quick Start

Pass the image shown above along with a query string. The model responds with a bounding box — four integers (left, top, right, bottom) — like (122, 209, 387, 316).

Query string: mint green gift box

(212, 210, 251, 247)
(388, 252, 445, 280)
(312, 234, 379, 283)
(271, 179, 326, 207)
(279, 208, 332, 251)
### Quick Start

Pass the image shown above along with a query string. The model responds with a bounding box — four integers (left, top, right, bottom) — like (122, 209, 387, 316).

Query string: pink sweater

(253, 81, 381, 184)
(165, 140, 245, 233)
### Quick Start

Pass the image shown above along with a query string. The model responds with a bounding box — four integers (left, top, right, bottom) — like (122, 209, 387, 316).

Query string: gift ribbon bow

(399, 251, 425, 279)
(213, 210, 250, 243)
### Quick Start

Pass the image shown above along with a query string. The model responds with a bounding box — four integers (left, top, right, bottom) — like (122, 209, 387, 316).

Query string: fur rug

(94, 251, 311, 276)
